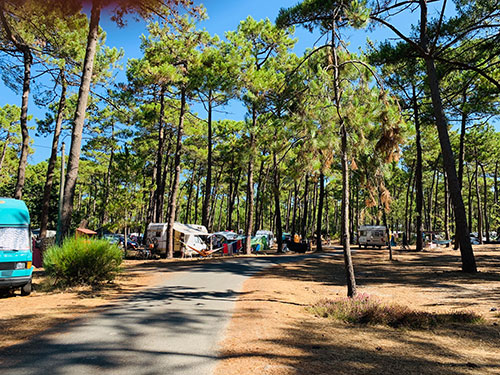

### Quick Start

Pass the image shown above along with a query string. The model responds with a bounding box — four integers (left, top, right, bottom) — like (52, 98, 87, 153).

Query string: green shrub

(43, 237, 122, 287)
(310, 293, 483, 329)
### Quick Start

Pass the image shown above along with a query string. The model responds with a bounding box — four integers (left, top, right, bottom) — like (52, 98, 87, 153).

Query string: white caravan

(358, 225, 388, 248)
(146, 222, 208, 257)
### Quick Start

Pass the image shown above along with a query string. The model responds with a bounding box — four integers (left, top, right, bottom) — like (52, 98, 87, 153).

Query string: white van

(358, 225, 387, 248)
(146, 222, 208, 257)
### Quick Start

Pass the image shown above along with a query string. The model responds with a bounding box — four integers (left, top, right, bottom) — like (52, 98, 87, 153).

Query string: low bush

(43, 237, 122, 287)
(310, 293, 483, 329)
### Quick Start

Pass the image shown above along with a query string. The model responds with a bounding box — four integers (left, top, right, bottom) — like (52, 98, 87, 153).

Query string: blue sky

(0, 1, 456, 164)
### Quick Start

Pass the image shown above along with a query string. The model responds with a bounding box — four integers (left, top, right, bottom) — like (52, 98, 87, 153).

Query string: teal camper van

(0, 198, 33, 295)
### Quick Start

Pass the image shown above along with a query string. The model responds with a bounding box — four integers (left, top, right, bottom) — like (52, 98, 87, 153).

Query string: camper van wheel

(21, 281, 32, 296)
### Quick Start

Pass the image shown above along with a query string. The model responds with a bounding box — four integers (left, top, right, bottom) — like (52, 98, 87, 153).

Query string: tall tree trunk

(332, 20, 356, 297)
(316, 172, 325, 252)
(420, 0, 476, 272)
(413, 85, 424, 251)
(14, 48, 32, 199)
(40, 79, 67, 239)
(202, 91, 213, 230)
(166, 87, 186, 259)
(61, 2, 101, 237)
(154, 92, 168, 222)
(244, 106, 257, 254)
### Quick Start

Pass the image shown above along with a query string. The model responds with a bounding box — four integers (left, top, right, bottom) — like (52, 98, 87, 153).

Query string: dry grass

(215, 245, 500, 375)
(310, 293, 483, 328)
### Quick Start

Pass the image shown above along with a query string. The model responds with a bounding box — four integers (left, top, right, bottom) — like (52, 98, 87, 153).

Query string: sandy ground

(215, 245, 500, 375)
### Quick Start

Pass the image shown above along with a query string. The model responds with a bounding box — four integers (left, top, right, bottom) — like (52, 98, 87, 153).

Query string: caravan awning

(173, 222, 208, 236)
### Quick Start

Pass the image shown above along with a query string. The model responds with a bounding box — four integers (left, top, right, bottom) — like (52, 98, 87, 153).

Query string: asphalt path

(0, 252, 339, 375)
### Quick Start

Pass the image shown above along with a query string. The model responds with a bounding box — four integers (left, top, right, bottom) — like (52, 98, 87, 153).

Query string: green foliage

(310, 294, 483, 329)
(43, 237, 122, 287)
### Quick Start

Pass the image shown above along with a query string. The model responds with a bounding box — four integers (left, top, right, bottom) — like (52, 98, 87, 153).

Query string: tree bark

(14, 48, 32, 200)
(40, 78, 66, 239)
(61, 1, 101, 237)
(166, 87, 186, 259)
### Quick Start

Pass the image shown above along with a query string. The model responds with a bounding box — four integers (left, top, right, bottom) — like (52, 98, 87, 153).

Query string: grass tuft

(43, 237, 122, 287)
(310, 293, 483, 329)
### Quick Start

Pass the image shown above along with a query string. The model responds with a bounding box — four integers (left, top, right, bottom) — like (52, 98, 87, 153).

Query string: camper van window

(0, 227, 30, 251)
(155, 231, 161, 237)
(360, 231, 366, 236)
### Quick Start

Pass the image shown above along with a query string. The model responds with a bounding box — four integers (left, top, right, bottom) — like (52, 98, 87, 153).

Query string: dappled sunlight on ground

(215, 245, 500, 375)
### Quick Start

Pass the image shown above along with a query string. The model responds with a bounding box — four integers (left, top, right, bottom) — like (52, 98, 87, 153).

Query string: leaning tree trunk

(40, 78, 67, 239)
(420, 0, 476, 272)
(424, 56, 476, 272)
(166, 87, 186, 258)
(61, 1, 101, 237)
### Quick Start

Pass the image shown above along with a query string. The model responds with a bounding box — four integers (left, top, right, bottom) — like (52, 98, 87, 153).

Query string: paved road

(0, 253, 336, 375)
